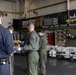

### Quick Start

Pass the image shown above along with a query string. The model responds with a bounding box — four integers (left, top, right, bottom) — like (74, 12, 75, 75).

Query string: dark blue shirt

(0, 24, 14, 59)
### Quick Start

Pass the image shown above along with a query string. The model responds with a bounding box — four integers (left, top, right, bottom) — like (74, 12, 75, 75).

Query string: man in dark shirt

(0, 11, 20, 75)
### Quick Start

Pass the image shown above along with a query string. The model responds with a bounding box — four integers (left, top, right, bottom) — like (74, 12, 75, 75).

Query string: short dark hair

(37, 30, 44, 33)
(0, 11, 4, 17)
(27, 22, 35, 27)
(7, 26, 14, 30)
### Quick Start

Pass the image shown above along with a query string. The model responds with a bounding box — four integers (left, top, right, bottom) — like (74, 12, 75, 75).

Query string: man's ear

(0, 17, 3, 23)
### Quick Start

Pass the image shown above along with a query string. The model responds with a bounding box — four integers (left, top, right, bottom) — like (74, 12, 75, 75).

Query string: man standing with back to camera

(38, 30, 47, 75)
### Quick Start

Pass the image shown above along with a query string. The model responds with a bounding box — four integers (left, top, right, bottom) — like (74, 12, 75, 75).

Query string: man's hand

(12, 46, 22, 54)
(14, 46, 22, 52)
(17, 46, 22, 52)
(10, 53, 13, 56)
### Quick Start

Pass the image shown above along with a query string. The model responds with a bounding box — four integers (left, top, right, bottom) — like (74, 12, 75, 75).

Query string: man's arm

(22, 34, 36, 51)
(4, 31, 14, 56)
(39, 38, 43, 50)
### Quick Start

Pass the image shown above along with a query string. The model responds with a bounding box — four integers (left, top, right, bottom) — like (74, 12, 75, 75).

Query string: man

(7, 26, 14, 34)
(0, 11, 20, 75)
(7, 26, 21, 75)
(0, 11, 14, 75)
(38, 30, 47, 75)
(19, 22, 40, 75)
(7, 26, 14, 75)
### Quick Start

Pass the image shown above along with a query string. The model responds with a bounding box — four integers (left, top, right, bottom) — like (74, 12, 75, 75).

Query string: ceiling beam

(28, 0, 75, 12)
(1, 0, 17, 2)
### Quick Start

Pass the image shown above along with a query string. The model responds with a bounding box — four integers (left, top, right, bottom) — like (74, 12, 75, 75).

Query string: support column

(67, 0, 70, 19)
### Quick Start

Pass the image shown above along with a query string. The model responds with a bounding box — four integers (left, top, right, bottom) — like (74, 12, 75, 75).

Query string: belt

(27, 50, 38, 54)
(0, 59, 9, 65)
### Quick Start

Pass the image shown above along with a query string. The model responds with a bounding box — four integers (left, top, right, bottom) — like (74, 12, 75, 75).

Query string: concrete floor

(14, 55, 76, 75)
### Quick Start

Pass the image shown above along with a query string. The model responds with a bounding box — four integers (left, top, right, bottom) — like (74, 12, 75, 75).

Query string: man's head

(27, 22, 35, 32)
(38, 30, 44, 36)
(7, 26, 14, 34)
(0, 11, 4, 24)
